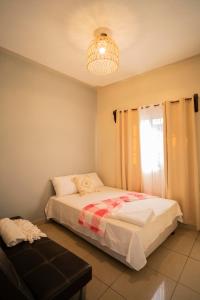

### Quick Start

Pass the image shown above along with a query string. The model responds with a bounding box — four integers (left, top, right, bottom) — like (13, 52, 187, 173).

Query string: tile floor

(38, 221, 200, 300)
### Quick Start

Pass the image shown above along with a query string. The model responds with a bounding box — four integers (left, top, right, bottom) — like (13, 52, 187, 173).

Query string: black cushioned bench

(0, 235, 92, 299)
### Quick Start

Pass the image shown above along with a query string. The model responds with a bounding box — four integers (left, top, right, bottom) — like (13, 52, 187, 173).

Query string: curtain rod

(113, 94, 198, 123)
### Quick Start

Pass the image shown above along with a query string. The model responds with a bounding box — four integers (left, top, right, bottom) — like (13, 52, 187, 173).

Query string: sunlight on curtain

(116, 110, 141, 191)
(139, 105, 165, 196)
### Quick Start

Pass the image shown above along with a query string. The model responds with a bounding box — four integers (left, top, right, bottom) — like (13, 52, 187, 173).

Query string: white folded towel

(0, 218, 47, 247)
(14, 219, 47, 243)
(0, 218, 26, 247)
(109, 207, 155, 227)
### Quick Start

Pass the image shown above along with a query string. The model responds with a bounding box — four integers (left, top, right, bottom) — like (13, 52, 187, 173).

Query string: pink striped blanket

(78, 192, 151, 236)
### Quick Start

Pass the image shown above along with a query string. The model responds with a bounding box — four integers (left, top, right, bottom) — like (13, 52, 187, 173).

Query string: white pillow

(83, 172, 104, 188)
(51, 175, 77, 196)
(73, 175, 97, 196)
(51, 172, 103, 197)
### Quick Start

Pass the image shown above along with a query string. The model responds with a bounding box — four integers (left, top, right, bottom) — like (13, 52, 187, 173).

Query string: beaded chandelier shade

(87, 32, 119, 75)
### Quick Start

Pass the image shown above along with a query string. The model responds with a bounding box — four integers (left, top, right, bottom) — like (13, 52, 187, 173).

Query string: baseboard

(32, 217, 46, 225)
(179, 222, 196, 231)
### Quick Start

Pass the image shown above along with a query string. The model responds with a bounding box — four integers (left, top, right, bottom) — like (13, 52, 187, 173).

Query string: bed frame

(51, 217, 178, 269)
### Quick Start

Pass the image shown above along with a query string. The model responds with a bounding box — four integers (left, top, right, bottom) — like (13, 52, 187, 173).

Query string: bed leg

(79, 287, 86, 300)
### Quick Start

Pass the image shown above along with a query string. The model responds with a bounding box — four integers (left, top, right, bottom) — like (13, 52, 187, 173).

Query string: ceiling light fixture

(87, 29, 119, 75)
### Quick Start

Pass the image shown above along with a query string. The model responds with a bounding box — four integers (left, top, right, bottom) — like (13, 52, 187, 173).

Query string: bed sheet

(45, 186, 182, 270)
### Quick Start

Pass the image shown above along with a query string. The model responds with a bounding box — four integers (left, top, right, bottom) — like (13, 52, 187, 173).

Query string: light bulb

(98, 47, 106, 55)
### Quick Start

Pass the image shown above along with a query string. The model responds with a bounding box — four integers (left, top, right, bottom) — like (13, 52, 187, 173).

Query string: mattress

(45, 186, 182, 270)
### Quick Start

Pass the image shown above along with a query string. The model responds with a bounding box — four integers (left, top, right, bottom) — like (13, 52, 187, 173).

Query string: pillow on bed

(84, 172, 104, 188)
(51, 175, 77, 196)
(73, 175, 97, 196)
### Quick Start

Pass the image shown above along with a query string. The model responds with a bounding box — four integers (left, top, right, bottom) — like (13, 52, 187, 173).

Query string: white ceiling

(0, 0, 200, 87)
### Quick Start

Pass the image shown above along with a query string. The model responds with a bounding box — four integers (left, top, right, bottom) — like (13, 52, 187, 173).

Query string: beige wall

(0, 49, 96, 221)
(1, 49, 200, 221)
(96, 55, 200, 186)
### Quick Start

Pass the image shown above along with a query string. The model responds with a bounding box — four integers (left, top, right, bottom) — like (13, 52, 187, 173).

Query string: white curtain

(139, 105, 165, 197)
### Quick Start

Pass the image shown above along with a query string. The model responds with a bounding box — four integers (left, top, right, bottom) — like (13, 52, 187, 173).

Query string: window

(139, 106, 165, 196)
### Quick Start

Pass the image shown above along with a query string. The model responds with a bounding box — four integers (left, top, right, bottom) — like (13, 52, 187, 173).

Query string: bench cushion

(0, 237, 92, 300)
(0, 246, 33, 300)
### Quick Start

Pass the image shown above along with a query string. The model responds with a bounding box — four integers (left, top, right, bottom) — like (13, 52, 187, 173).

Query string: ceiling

(0, 0, 200, 87)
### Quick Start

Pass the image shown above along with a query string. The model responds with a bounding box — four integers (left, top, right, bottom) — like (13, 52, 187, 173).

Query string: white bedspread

(45, 186, 183, 270)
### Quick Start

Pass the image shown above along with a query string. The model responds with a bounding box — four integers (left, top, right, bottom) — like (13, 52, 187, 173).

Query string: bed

(45, 185, 182, 271)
